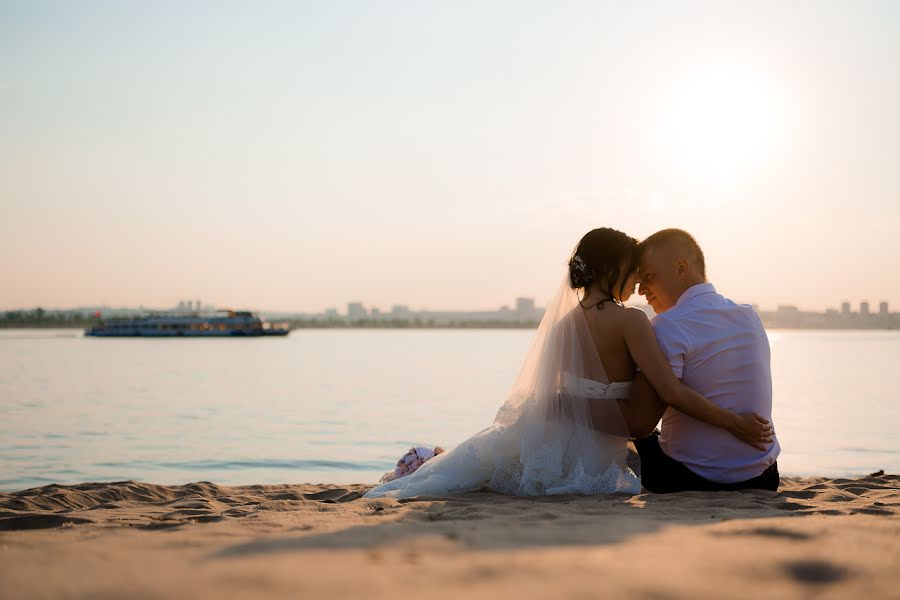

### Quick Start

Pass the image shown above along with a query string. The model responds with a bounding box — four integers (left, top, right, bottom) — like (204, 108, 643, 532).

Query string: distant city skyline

(4, 295, 898, 331)
(2, 296, 893, 320)
(2, 2, 899, 312)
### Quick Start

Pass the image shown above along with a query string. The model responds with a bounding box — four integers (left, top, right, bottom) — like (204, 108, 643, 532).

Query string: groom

(629, 229, 780, 493)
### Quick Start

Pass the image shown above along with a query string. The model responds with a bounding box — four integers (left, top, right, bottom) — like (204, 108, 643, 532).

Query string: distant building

(175, 299, 201, 314)
(880, 302, 889, 316)
(515, 297, 536, 320)
(371, 308, 381, 320)
(347, 302, 367, 322)
(777, 305, 799, 313)
(861, 301, 870, 316)
(390, 305, 411, 320)
(324, 308, 339, 319)
(841, 302, 851, 316)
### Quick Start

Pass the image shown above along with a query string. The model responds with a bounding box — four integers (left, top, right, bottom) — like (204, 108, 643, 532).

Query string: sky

(2, 1, 899, 313)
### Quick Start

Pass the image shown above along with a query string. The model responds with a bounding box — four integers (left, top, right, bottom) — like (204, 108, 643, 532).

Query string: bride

(365, 228, 773, 498)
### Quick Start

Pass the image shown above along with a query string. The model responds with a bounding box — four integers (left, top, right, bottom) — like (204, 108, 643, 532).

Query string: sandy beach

(1, 472, 897, 599)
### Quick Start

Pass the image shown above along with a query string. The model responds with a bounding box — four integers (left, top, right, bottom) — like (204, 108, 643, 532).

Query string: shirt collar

(675, 282, 716, 308)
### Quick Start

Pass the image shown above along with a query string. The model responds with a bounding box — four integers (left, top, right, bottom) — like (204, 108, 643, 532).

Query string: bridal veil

(364, 276, 640, 498)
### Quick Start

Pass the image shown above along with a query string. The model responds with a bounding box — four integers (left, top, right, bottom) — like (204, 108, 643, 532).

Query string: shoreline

(1, 473, 897, 599)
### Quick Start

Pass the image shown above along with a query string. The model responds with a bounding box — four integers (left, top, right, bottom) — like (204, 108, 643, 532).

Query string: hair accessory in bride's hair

(569, 254, 593, 288)
(379, 446, 445, 483)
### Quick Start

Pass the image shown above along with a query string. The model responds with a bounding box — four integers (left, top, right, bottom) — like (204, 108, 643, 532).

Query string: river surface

(1, 329, 898, 491)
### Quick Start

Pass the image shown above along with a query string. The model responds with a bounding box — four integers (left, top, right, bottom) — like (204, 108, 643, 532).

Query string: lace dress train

(364, 379, 639, 499)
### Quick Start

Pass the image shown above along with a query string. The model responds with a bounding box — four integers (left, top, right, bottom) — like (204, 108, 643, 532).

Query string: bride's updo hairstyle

(568, 228, 638, 301)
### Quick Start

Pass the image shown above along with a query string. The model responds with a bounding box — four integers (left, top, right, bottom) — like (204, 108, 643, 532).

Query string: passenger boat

(84, 310, 291, 337)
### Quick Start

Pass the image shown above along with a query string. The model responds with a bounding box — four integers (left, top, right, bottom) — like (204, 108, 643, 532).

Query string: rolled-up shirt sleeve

(651, 315, 689, 379)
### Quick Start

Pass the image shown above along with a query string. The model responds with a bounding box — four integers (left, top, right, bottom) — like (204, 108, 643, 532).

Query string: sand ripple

(1, 473, 897, 599)
(1, 473, 896, 532)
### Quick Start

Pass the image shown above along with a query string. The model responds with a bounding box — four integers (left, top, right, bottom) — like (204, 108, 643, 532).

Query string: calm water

(1, 329, 898, 491)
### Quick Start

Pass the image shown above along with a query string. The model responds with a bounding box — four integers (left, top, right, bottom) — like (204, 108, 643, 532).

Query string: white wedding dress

(365, 277, 641, 499)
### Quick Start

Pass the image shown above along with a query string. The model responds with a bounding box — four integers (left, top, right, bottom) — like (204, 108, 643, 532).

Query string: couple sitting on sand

(366, 228, 780, 499)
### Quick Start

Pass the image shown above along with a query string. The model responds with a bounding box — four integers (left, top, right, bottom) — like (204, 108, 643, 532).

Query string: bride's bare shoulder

(620, 306, 656, 338)
(592, 305, 650, 330)
(581, 304, 646, 334)
(591, 304, 648, 320)
(623, 306, 651, 321)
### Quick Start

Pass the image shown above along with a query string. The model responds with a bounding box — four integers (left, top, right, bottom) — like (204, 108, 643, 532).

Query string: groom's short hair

(638, 229, 706, 278)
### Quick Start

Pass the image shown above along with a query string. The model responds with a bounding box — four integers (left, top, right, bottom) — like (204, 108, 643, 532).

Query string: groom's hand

(730, 413, 775, 451)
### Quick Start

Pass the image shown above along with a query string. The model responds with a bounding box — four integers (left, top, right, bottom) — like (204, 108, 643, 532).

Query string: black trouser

(634, 431, 779, 494)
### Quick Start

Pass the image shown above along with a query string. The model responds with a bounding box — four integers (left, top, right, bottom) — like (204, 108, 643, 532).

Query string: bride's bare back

(579, 302, 639, 383)
(581, 300, 689, 438)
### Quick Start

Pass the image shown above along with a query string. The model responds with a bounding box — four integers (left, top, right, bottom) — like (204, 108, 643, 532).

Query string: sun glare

(661, 67, 784, 183)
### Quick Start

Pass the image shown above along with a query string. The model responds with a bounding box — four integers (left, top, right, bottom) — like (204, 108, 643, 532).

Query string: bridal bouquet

(380, 446, 445, 483)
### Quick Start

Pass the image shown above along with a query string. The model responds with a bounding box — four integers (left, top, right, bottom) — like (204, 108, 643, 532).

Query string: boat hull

(84, 312, 291, 338)
(85, 328, 291, 337)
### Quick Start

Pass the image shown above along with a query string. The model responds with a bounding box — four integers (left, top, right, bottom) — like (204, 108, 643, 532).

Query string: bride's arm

(622, 308, 774, 450)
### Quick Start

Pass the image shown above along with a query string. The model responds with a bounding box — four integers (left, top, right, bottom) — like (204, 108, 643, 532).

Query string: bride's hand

(729, 413, 775, 451)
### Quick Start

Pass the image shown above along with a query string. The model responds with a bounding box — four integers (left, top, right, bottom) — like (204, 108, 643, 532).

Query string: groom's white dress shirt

(652, 283, 780, 483)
